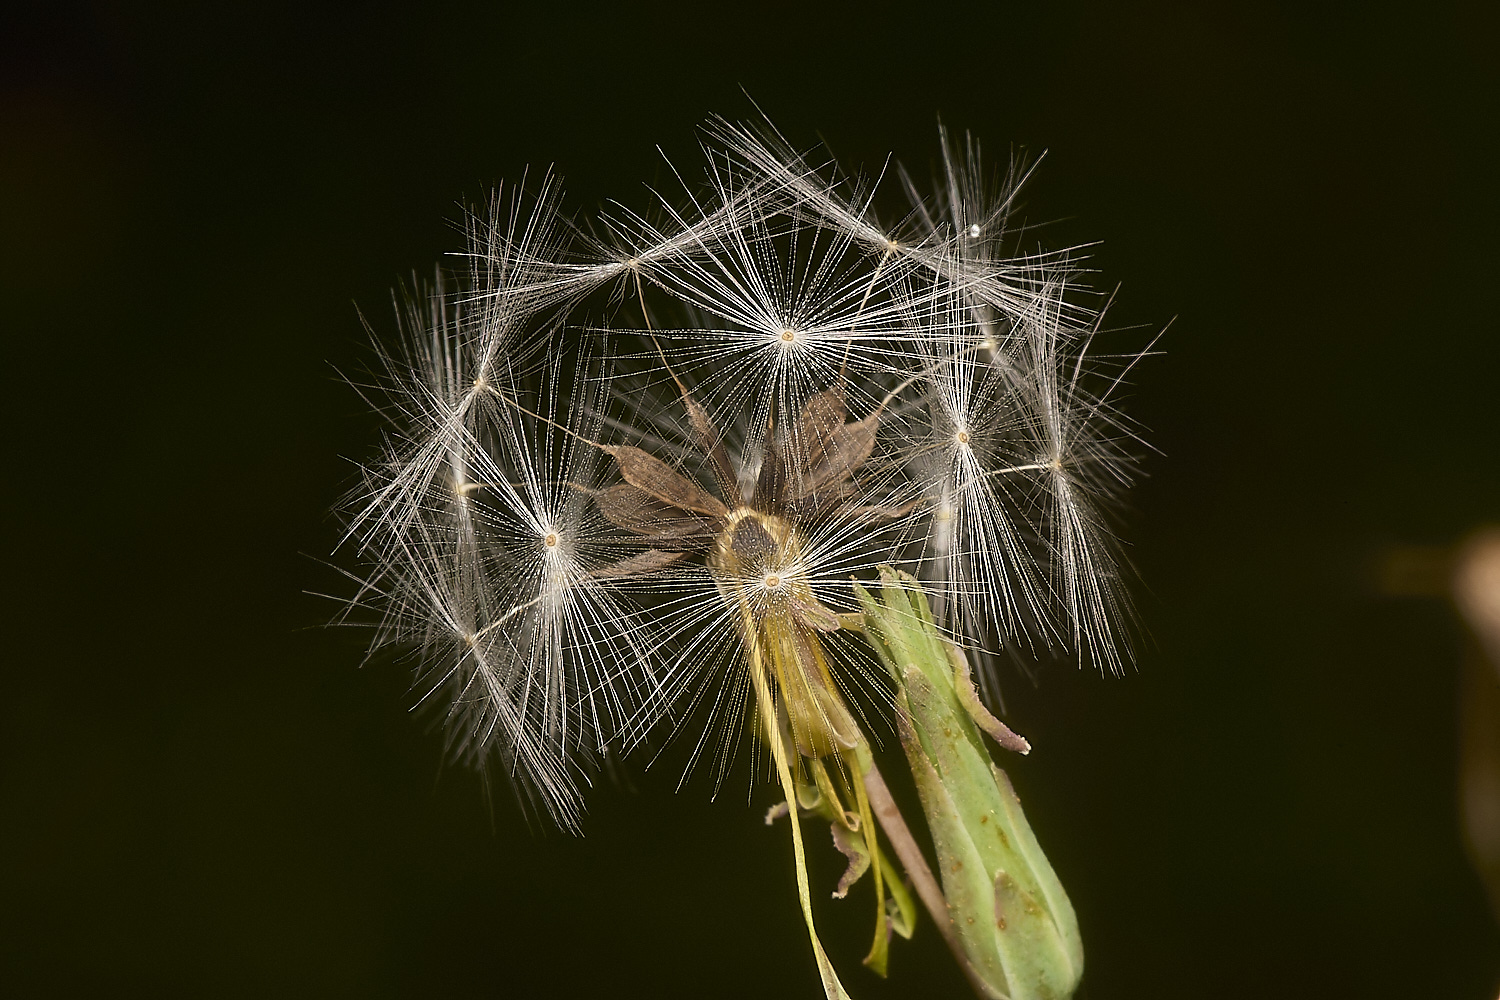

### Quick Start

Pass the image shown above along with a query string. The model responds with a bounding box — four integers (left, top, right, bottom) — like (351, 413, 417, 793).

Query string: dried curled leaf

(681, 393, 741, 502)
(592, 483, 721, 543)
(949, 644, 1031, 754)
(806, 412, 879, 494)
(831, 823, 872, 899)
(796, 386, 847, 470)
(603, 444, 728, 517)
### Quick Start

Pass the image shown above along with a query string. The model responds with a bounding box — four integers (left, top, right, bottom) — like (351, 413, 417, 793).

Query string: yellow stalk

(848, 764, 890, 975)
(745, 620, 853, 1000)
(807, 756, 856, 829)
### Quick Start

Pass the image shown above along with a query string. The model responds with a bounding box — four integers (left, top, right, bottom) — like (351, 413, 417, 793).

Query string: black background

(4, 2, 1498, 997)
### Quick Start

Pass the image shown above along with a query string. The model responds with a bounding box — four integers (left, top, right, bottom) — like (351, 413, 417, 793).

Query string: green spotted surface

(856, 569, 1084, 1000)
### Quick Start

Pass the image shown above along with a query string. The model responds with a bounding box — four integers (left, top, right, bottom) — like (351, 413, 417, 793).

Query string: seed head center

(708, 508, 803, 597)
(956, 429, 971, 446)
(779, 329, 796, 344)
(544, 532, 559, 548)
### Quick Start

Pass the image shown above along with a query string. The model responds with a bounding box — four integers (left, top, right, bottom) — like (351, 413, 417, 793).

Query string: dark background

(4, 1, 1497, 997)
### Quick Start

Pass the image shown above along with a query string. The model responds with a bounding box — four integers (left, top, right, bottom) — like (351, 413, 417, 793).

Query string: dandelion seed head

(336, 111, 1155, 828)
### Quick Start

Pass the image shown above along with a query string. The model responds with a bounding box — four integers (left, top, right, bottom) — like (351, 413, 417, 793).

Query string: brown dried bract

(586, 379, 889, 591)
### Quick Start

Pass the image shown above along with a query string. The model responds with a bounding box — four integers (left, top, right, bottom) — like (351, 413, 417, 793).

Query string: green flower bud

(856, 568, 1084, 1000)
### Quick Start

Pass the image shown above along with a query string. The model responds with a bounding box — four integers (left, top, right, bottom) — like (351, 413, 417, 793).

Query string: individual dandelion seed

(596, 151, 932, 465)
(891, 260, 1055, 679)
(629, 208, 916, 432)
(885, 126, 1152, 682)
(340, 264, 674, 829)
(703, 114, 1063, 327)
(897, 273, 1148, 681)
(1003, 283, 1156, 676)
(343, 174, 583, 550)
(702, 114, 906, 260)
